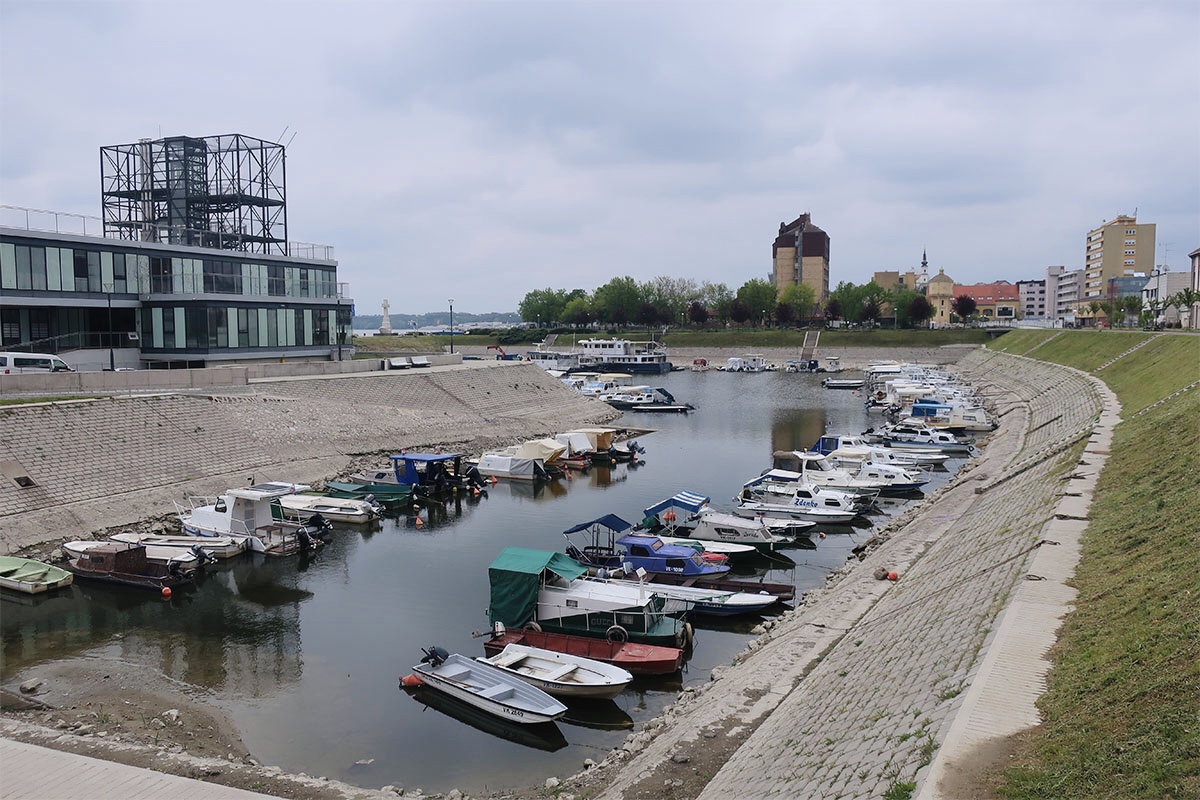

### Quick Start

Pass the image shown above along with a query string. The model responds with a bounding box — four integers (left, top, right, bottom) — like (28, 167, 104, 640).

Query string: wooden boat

(108, 532, 245, 559)
(0, 556, 73, 594)
(62, 539, 210, 570)
(277, 493, 382, 524)
(64, 543, 195, 592)
(476, 643, 633, 699)
(409, 647, 567, 724)
(483, 625, 683, 675)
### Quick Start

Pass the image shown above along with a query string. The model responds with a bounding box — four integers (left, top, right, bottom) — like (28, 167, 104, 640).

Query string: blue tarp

(643, 490, 710, 518)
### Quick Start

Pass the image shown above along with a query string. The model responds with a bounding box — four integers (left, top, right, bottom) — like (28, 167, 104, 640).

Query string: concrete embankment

(582, 346, 1114, 800)
(0, 361, 618, 554)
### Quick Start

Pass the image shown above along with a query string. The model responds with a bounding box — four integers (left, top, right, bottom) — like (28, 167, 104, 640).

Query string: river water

(1, 368, 966, 794)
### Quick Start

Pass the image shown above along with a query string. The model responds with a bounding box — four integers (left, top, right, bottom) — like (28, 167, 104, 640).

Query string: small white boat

(477, 643, 633, 699)
(62, 539, 210, 569)
(108, 532, 245, 560)
(411, 648, 567, 724)
(732, 500, 858, 525)
(278, 493, 382, 524)
(596, 574, 780, 617)
(176, 481, 331, 556)
(654, 536, 757, 558)
(822, 377, 864, 389)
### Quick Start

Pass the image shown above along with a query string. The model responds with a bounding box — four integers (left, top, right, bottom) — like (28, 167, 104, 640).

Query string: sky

(1, 0, 1197, 316)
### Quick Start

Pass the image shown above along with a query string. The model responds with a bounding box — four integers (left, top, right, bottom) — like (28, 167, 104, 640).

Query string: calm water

(1, 370, 964, 794)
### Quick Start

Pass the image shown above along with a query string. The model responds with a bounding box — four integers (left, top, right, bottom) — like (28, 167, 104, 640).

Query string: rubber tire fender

(606, 625, 629, 643)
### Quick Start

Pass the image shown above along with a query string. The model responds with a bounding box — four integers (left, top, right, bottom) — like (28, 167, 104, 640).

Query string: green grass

(0, 396, 99, 407)
(987, 329, 1062, 356)
(995, 347, 1200, 799)
(1018, 330, 1156, 372)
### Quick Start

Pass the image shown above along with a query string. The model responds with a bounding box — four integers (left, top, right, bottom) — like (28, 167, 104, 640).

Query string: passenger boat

(482, 625, 683, 675)
(489, 547, 693, 648)
(64, 542, 195, 591)
(408, 647, 567, 724)
(562, 515, 730, 578)
(476, 642, 633, 699)
(0, 556, 73, 594)
(108, 532, 245, 560)
(573, 337, 672, 374)
(277, 493, 383, 524)
(176, 481, 331, 556)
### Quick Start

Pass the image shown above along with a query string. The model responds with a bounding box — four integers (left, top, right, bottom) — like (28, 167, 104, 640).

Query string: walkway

(0, 738, 275, 800)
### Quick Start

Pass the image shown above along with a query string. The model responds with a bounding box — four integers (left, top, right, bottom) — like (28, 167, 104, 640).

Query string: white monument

(379, 300, 393, 335)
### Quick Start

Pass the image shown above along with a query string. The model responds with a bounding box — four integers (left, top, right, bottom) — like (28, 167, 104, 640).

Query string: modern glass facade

(0, 225, 351, 364)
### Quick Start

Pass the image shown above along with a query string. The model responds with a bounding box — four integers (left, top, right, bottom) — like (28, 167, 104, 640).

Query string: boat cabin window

(629, 545, 651, 557)
(565, 599, 578, 608)
(669, 558, 689, 570)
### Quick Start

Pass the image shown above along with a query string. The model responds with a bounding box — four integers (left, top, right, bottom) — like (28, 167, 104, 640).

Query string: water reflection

(402, 685, 569, 752)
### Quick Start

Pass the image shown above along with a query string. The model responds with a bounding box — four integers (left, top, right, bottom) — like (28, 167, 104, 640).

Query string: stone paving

(0, 361, 619, 554)
(592, 347, 1110, 800)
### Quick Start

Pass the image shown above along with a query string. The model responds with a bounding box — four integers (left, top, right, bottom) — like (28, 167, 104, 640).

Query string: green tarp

(488, 547, 588, 628)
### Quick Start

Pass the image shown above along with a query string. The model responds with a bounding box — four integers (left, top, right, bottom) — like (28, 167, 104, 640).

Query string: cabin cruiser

(176, 481, 332, 556)
(812, 434, 950, 467)
(769, 451, 929, 495)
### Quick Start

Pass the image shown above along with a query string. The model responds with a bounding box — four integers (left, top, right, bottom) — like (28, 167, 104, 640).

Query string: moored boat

(108, 532, 245, 560)
(482, 625, 683, 675)
(278, 493, 382, 524)
(176, 480, 332, 556)
(562, 515, 730, 578)
(476, 642, 633, 699)
(62, 539, 212, 570)
(408, 647, 567, 724)
(64, 542, 195, 592)
(0, 556, 73, 594)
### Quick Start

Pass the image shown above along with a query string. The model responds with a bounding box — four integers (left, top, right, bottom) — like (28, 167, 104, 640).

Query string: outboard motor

(191, 544, 217, 566)
(420, 645, 450, 667)
(364, 493, 385, 516)
(309, 513, 334, 537)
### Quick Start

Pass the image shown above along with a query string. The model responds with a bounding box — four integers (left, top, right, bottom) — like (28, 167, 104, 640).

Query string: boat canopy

(386, 452, 465, 486)
(562, 514, 633, 537)
(554, 431, 594, 455)
(488, 547, 589, 628)
(642, 490, 711, 518)
(513, 438, 568, 463)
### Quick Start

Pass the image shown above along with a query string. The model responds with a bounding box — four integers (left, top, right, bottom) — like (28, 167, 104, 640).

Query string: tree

(518, 288, 570, 326)
(907, 295, 934, 327)
(892, 289, 923, 327)
(825, 297, 843, 322)
(593, 276, 643, 327)
(736, 278, 777, 326)
(729, 298, 751, 327)
(950, 294, 977, 322)
(774, 301, 795, 326)
(634, 302, 661, 327)
(858, 299, 882, 325)
(687, 301, 709, 327)
(779, 283, 816, 325)
(643, 276, 696, 327)
(1121, 295, 1143, 327)
(698, 282, 735, 323)
(1169, 288, 1200, 329)
(561, 296, 595, 328)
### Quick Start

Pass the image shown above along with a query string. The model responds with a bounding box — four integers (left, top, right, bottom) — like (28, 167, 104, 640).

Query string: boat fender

(606, 625, 629, 643)
(684, 621, 695, 648)
(399, 674, 423, 687)
(525, 621, 542, 632)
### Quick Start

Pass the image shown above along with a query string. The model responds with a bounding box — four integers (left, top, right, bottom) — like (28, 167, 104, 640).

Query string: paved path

(0, 737, 275, 799)
(592, 347, 1114, 800)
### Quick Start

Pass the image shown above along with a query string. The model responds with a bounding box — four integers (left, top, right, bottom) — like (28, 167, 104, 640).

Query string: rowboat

(477, 643, 633, 699)
(409, 647, 567, 724)
(0, 556, 73, 594)
(483, 625, 683, 675)
(277, 493, 382, 524)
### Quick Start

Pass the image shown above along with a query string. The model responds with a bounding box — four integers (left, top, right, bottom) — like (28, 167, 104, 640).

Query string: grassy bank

(986, 332, 1200, 799)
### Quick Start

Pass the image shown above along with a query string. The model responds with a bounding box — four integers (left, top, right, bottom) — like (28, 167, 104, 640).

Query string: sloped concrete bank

(0, 361, 619, 555)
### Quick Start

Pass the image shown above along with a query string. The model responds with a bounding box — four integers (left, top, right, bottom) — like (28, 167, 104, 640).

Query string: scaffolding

(101, 133, 287, 255)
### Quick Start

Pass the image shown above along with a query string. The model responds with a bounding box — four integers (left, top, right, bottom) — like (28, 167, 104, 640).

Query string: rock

(873, 567, 889, 580)
(162, 708, 180, 723)
(380, 786, 399, 795)
(545, 776, 560, 789)
(671, 753, 691, 764)
(447, 790, 462, 800)
(750, 624, 767, 635)
(583, 758, 597, 769)
(73, 724, 95, 736)
(355, 758, 375, 766)
(19, 679, 43, 694)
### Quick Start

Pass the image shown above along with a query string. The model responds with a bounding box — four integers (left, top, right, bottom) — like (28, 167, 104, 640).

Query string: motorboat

(739, 473, 871, 514)
(654, 536, 757, 559)
(811, 434, 950, 467)
(108, 532, 245, 560)
(488, 547, 692, 648)
(822, 377, 865, 389)
(474, 452, 552, 481)
(723, 354, 770, 373)
(643, 571, 796, 603)
(483, 624, 683, 676)
(594, 572, 781, 617)
(640, 491, 801, 551)
(562, 515, 730, 578)
(278, 493, 383, 524)
(62, 539, 213, 570)
(408, 647, 567, 724)
(767, 451, 928, 495)
(64, 542, 195, 592)
(476, 642, 633, 699)
(351, 452, 488, 499)
(600, 385, 693, 413)
(732, 499, 858, 526)
(176, 481, 332, 556)
(0, 556, 72, 594)
(864, 422, 976, 455)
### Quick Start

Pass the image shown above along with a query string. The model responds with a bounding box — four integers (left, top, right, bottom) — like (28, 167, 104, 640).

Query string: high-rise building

(1017, 279, 1047, 319)
(1083, 215, 1156, 300)
(772, 214, 830, 303)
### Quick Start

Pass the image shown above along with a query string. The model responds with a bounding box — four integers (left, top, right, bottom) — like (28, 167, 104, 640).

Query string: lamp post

(449, 298, 454, 354)
(104, 283, 115, 371)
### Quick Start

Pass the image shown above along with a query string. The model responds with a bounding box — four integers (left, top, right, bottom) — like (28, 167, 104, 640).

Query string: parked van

(0, 352, 75, 374)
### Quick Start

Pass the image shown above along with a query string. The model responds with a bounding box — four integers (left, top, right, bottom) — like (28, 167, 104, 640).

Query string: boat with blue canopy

(562, 515, 730, 578)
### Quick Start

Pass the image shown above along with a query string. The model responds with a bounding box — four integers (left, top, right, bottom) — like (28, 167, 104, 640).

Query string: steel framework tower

(100, 133, 287, 255)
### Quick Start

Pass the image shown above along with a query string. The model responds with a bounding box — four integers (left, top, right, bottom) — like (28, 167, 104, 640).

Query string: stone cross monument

(379, 300, 393, 335)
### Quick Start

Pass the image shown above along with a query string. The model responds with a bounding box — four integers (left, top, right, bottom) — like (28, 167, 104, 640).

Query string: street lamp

(449, 298, 454, 354)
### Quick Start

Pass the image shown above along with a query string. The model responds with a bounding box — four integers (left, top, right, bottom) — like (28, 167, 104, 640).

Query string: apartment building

(1083, 214, 1156, 300)
(772, 214, 830, 303)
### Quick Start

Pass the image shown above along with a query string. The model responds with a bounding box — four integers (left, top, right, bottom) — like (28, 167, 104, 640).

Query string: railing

(0, 204, 334, 261)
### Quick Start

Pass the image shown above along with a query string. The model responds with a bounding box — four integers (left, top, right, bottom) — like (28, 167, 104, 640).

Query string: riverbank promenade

(593, 346, 1117, 799)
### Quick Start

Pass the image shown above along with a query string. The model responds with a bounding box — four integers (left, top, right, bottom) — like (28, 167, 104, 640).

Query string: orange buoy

(161, 586, 172, 598)
(399, 674, 423, 687)
(415, 515, 423, 527)
(490, 476, 498, 485)
(818, 531, 826, 539)
(887, 570, 899, 581)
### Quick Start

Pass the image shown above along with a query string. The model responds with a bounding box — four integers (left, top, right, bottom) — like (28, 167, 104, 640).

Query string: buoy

(565, 470, 572, 480)
(887, 570, 899, 581)
(818, 531, 826, 539)
(399, 674, 423, 687)
(161, 586, 172, 598)
(490, 476, 498, 485)
(415, 515, 423, 527)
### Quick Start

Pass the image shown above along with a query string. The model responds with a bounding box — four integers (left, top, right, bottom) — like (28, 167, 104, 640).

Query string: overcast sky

(2, 0, 1197, 316)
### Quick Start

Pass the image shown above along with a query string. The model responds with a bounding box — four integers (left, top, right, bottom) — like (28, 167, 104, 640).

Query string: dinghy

(477, 643, 633, 699)
(408, 647, 567, 724)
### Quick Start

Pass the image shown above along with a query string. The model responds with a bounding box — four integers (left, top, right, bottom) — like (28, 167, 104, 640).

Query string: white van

(0, 352, 76, 374)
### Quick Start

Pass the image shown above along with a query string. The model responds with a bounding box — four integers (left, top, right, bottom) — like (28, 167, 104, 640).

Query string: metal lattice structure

(101, 133, 287, 255)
